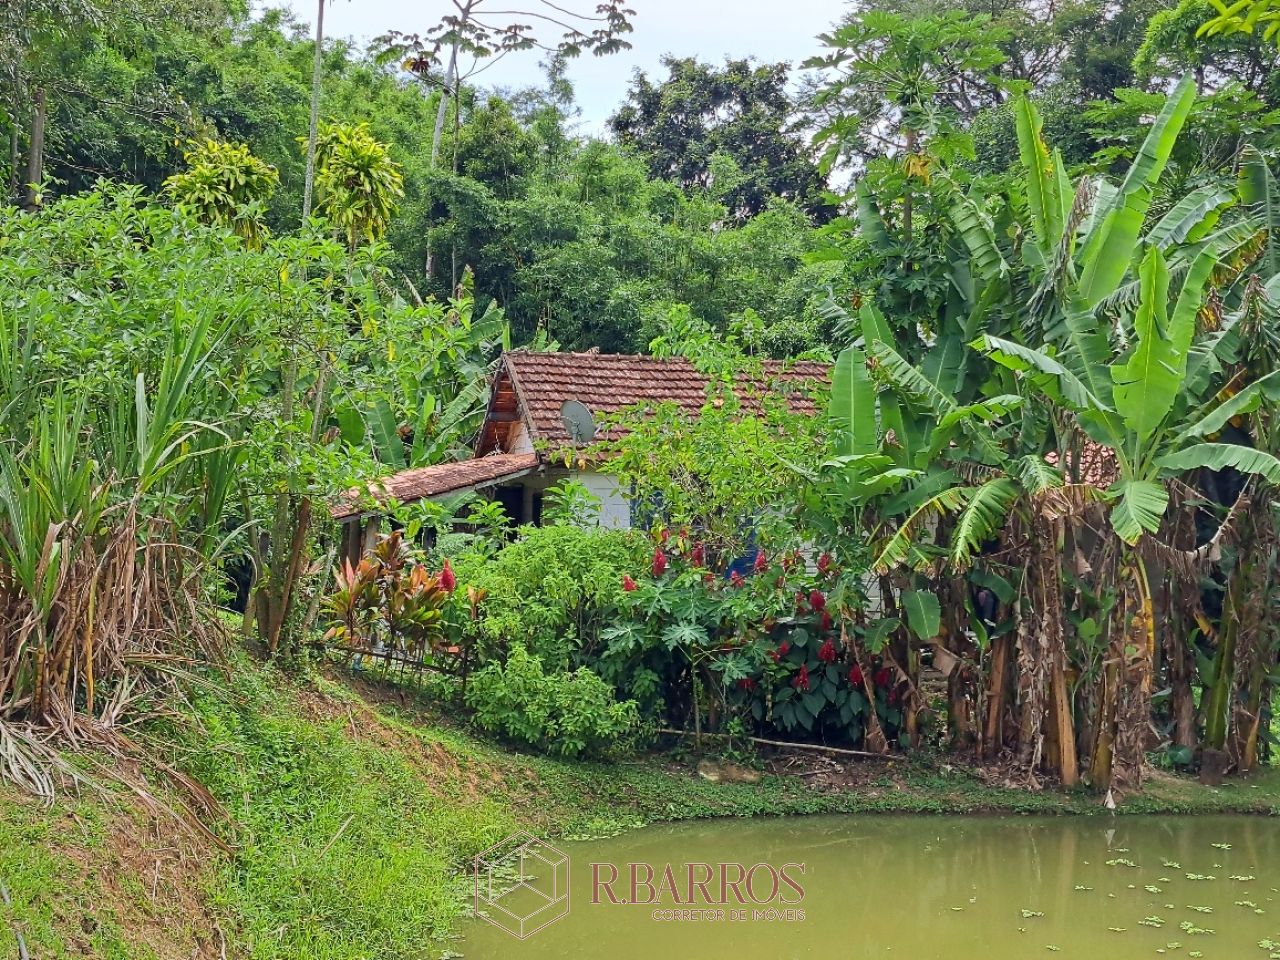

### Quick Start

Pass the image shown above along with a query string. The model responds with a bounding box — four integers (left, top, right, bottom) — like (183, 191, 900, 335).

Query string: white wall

(572, 470, 631, 529)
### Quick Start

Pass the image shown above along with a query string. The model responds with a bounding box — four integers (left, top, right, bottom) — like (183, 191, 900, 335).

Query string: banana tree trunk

(1037, 516, 1077, 784)
(982, 632, 1012, 759)
(1111, 550, 1155, 788)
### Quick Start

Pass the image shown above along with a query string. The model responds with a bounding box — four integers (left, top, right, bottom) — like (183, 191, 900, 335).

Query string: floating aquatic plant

(1179, 920, 1215, 935)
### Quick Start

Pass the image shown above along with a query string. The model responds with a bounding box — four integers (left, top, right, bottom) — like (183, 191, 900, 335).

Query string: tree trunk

(983, 632, 1012, 759)
(1203, 576, 1240, 752)
(1111, 551, 1155, 789)
(901, 126, 916, 247)
(425, 13, 464, 282)
(7, 90, 19, 203)
(300, 0, 327, 222)
(1165, 596, 1198, 751)
(1035, 516, 1077, 784)
(22, 86, 45, 210)
(1089, 654, 1118, 790)
(844, 623, 889, 755)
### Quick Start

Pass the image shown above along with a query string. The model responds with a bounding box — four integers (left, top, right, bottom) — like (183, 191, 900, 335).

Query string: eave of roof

(330, 452, 539, 520)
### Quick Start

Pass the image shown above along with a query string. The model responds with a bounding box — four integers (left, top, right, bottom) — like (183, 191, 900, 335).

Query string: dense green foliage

(6, 0, 1280, 811)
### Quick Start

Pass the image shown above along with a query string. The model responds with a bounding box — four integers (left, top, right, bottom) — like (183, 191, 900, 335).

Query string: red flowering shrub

(792, 663, 810, 691)
(610, 529, 889, 747)
(651, 548, 668, 577)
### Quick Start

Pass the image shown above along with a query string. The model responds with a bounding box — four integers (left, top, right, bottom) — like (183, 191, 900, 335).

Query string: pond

(461, 814, 1280, 958)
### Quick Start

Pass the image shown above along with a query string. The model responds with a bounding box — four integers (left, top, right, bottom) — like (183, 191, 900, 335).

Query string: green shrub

(450, 524, 647, 667)
(465, 645, 640, 757)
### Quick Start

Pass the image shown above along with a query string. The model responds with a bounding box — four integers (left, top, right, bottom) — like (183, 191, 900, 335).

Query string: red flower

(691, 542, 705, 567)
(818, 639, 838, 663)
(737, 677, 757, 691)
(439, 559, 456, 593)
(703, 572, 716, 585)
(808, 589, 826, 612)
(817, 553, 834, 575)
(768, 648, 781, 663)
(848, 664, 864, 687)
(652, 548, 668, 577)
(622, 574, 638, 592)
(820, 610, 833, 632)
(793, 664, 810, 691)
(795, 591, 807, 614)
(729, 570, 745, 588)
(753, 550, 768, 574)
(657, 528, 670, 545)
(778, 639, 791, 657)
(873, 668, 892, 689)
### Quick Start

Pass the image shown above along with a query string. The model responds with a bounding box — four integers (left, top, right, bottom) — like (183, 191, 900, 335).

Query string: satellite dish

(560, 399, 597, 445)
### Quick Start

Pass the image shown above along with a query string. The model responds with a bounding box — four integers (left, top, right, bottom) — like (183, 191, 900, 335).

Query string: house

(331, 350, 829, 561)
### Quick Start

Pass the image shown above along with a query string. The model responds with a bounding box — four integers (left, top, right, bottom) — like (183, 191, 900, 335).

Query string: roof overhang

(330, 453, 540, 520)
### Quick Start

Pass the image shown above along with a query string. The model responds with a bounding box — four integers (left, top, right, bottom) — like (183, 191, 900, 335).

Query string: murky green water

(462, 815, 1280, 958)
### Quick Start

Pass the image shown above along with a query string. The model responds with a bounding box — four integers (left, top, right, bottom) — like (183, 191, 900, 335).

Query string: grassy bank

(1, 651, 1278, 959)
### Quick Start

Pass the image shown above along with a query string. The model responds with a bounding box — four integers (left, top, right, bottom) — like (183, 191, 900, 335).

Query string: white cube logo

(474, 832, 570, 939)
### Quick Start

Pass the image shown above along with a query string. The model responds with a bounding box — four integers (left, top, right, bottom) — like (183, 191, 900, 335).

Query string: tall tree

(378, 0, 635, 279)
(609, 56, 832, 223)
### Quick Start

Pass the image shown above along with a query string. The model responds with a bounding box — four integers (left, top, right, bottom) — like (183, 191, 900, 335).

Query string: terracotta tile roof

(1046, 441, 1119, 488)
(330, 453, 538, 519)
(502, 350, 829, 450)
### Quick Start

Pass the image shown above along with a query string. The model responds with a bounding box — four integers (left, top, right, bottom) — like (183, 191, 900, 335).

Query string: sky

(275, 1, 847, 133)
